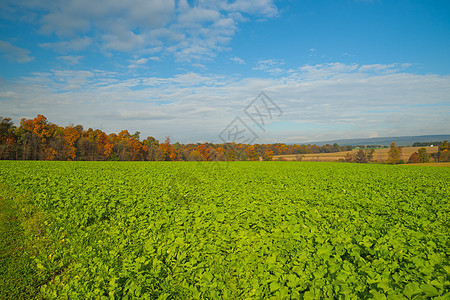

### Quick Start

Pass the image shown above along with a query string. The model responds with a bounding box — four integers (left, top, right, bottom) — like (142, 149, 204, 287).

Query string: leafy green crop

(0, 161, 449, 299)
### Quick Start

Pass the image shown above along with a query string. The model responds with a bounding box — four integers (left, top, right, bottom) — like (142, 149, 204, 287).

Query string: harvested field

(275, 146, 439, 162)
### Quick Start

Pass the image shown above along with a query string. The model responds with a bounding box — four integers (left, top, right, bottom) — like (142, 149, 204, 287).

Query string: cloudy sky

(0, 0, 449, 144)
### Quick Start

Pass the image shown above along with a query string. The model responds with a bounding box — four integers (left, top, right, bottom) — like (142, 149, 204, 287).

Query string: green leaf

(404, 282, 421, 299)
(292, 266, 303, 275)
(442, 265, 450, 274)
(157, 293, 170, 300)
(317, 244, 333, 256)
(216, 214, 225, 222)
(266, 255, 277, 265)
(420, 283, 439, 297)
(270, 281, 280, 292)
(370, 289, 387, 300)
(386, 293, 404, 300)
(286, 274, 299, 288)
(202, 271, 213, 283)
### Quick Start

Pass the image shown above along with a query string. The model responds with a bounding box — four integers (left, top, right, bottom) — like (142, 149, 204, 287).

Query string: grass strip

(0, 186, 45, 299)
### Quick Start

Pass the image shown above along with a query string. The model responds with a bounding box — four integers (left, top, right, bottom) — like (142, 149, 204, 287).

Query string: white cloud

(0, 40, 34, 63)
(1, 62, 449, 143)
(231, 56, 245, 64)
(254, 59, 285, 75)
(39, 36, 92, 52)
(222, 0, 278, 17)
(102, 28, 146, 52)
(6, 0, 278, 62)
(40, 12, 91, 36)
(128, 56, 160, 68)
(0, 91, 18, 98)
(192, 63, 206, 68)
(57, 55, 84, 65)
(177, 7, 221, 24)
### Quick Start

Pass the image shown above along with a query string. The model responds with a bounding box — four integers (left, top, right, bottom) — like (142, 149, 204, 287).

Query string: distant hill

(305, 135, 450, 147)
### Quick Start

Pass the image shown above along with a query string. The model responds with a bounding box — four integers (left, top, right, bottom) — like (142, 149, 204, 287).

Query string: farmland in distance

(274, 146, 440, 162)
(0, 161, 449, 299)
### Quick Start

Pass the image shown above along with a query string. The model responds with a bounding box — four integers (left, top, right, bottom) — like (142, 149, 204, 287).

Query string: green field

(0, 161, 449, 299)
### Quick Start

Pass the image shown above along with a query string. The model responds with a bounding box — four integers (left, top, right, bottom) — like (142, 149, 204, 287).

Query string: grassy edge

(0, 184, 48, 299)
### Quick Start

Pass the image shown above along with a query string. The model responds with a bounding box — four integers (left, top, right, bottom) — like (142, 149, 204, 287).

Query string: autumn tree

(263, 150, 274, 161)
(417, 148, 430, 163)
(159, 137, 176, 161)
(246, 145, 259, 161)
(187, 149, 201, 161)
(47, 126, 66, 160)
(77, 128, 112, 161)
(215, 146, 226, 161)
(129, 136, 147, 161)
(387, 142, 402, 164)
(113, 130, 146, 161)
(438, 141, 450, 162)
(355, 149, 368, 163)
(344, 152, 355, 163)
(408, 152, 420, 163)
(227, 149, 236, 161)
(18, 115, 56, 160)
(354, 148, 375, 163)
(143, 136, 162, 161)
(63, 125, 82, 160)
(114, 130, 132, 160)
(20, 115, 60, 160)
(197, 144, 209, 161)
(0, 117, 17, 159)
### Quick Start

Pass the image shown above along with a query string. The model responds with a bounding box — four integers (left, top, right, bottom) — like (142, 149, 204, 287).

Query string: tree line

(0, 115, 354, 161)
(1, 115, 448, 162)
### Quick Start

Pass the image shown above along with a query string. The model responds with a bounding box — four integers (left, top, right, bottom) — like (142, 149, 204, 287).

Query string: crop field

(275, 146, 439, 162)
(0, 161, 449, 299)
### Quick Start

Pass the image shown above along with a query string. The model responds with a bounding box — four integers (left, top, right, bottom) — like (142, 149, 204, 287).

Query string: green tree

(333, 143, 339, 151)
(0, 117, 17, 159)
(143, 136, 162, 161)
(417, 148, 430, 163)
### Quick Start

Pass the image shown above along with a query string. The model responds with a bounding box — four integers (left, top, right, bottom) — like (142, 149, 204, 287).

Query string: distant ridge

(303, 135, 450, 147)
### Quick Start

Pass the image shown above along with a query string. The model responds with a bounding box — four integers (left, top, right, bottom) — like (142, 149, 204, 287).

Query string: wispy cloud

(39, 37, 92, 52)
(127, 57, 160, 68)
(231, 56, 245, 64)
(253, 59, 285, 75)
(0, 40, 34, 63)
(5, 0, 278, 62)
(1, 62, 448, 143)
(57, 55, 84, 65)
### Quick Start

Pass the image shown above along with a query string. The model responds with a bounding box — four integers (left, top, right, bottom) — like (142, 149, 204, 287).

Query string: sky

(0, 0, 449, 144)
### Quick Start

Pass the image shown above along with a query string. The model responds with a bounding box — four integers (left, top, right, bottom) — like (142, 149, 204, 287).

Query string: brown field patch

(274, 146, 440, 162)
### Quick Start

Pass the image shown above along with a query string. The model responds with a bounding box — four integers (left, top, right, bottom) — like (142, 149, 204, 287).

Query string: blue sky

(0, 0, 449, 144)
